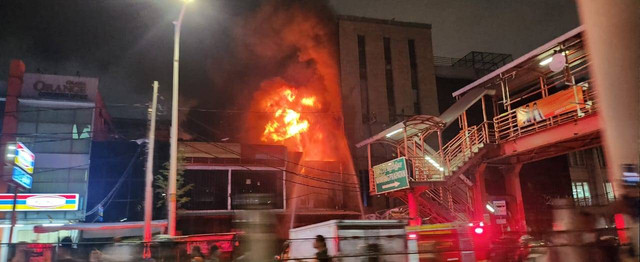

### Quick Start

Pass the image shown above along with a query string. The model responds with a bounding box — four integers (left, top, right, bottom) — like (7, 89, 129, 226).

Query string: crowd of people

(7, 233, 389, 261)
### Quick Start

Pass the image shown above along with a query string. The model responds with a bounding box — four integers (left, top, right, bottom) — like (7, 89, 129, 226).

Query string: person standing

(313, 235, 330, 262)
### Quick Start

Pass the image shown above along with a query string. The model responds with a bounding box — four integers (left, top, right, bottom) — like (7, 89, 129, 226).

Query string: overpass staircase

(393, 82, 598, 223)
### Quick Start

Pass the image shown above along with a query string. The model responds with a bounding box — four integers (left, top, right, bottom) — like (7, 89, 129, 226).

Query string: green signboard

(373, 157, 410, 194)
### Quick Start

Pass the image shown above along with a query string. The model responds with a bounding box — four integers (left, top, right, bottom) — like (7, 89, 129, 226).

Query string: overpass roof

(452, 26, 585, 98)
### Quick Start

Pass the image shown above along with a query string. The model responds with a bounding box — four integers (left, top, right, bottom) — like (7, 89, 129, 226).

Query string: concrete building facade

(338, 16, 439, 204)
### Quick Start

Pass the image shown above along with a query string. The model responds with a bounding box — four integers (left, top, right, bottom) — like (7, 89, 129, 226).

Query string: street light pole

(143, 81, 158, 258)
(168, 2, 188, 237)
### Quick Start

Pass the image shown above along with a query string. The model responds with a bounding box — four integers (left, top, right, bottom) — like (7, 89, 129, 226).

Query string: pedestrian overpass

(357, 26, 600, 229)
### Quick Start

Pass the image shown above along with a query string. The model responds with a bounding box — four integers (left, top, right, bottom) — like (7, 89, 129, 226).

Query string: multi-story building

(0, 60, 112, 246)
(337, 16, 439, 207)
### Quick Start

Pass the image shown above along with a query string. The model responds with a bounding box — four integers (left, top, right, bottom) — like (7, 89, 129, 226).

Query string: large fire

(237, 0, 364, 217)
(249, 78, 328, 157)
(240, 0, 355, 164)
(261, 86, 318, 143)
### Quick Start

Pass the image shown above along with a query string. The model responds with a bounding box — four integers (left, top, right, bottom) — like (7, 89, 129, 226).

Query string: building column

(577, 1, 640, 254)
(0, 60, 24, 262)
(1, 60, 25, 192)
(472, 163, 488, 222)
(504, 164, 525, 232)
(589, 149, 607, 205)
(576, 0, 639, 198)
(407, 189, 421, 226)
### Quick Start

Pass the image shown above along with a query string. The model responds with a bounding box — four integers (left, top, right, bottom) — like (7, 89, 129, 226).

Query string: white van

(288, 220, 408, 261)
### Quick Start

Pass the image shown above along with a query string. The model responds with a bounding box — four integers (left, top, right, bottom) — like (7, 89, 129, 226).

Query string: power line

(195, 142, 360, 188)
(180, 141, 361, 193)
(184, 114, 360, 179)
(180, 129, 359, 187)
(31, 151, 141, 175)
(182, 142, 355, 189)
(179, 130, 362, 191)
(85, 145, 144, 217)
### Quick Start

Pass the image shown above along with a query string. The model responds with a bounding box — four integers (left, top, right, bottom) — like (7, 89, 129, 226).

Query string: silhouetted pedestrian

(314, 235, 330, 262)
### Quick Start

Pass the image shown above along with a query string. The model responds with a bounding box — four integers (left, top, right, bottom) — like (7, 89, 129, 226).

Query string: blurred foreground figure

(206, 245, 221, 262)
(57, 237, 77, 262)
(98, 237, 136, 261)
(576, 0, 639, 261)
(232, 194, 277, 262)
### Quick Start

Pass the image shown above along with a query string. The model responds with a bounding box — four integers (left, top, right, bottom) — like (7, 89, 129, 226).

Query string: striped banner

(0, 194, 79, 211)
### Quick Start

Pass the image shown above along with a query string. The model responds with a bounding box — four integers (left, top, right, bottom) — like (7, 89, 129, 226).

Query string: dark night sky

(330, 0, 580, 58)
(0, 0, 580, 120)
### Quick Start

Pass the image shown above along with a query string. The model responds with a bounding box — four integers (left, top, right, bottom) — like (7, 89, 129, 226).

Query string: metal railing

(395, 193, 452, 224)
(411, 83, 597, 223)
(440, 82, 596, 172)
(389, 83, 597, 223)
(494, 83, 596, 142)
(441, 121, 493, 175)
(422, 183, 473, 222)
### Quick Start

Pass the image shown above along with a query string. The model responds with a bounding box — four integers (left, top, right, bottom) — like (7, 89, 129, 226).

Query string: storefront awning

(33, 220, 167, 239)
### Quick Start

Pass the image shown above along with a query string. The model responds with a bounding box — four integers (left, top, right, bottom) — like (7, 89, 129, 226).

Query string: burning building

(178, 0, 446, 232)
(177, 0, 363, 236)
(178, 142, 362, 237)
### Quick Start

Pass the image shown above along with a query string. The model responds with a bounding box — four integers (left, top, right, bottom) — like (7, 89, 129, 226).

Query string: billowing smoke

(205, 0, 364, 217)
(236, 0, 352, 165)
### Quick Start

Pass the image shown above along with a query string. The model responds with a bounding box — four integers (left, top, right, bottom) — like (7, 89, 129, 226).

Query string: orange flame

(260, 87, 319, 143)
(300, 97, 315, 106)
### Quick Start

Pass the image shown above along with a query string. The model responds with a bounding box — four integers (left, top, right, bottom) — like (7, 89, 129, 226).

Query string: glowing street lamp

(168, 0, 194, 238)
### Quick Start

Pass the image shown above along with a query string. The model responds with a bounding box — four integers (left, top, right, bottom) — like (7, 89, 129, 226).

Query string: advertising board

(516, 87, 584, 126)
(11, 167, 33, 189)
(14, 142, 35, 174)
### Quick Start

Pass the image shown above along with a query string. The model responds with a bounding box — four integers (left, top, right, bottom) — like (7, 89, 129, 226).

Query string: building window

(569, 151, 586, 167)
(408, 39, 420, 115)
(572, 182, 591, 206)
(383, 37, 396, 122)
(231, 170, 283, 209)
(604, 182, 615, 203)
(183, 170, 229, 210)
(358, 35, 370, 124)
(595, 147, 606, 167)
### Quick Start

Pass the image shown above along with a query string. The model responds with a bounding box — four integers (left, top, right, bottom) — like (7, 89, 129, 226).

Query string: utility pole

(169, 2, 188, 237)
(143, 81, 159, 258)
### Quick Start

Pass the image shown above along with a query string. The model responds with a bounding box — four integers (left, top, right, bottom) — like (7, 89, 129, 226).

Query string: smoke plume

(236, 0, 352, 165)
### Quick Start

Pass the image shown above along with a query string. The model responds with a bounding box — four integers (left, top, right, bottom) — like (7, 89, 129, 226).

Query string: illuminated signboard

(15, 142, 35, 174)
(372, 157, 410, 194)
(22, 73, 99, 102)
(0, 194, 79, 211)
(492, 200, 507, 216)
(11, 167, 32, 189)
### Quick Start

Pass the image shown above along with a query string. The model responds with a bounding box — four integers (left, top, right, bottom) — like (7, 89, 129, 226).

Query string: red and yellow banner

(516, 87, 584, 127)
